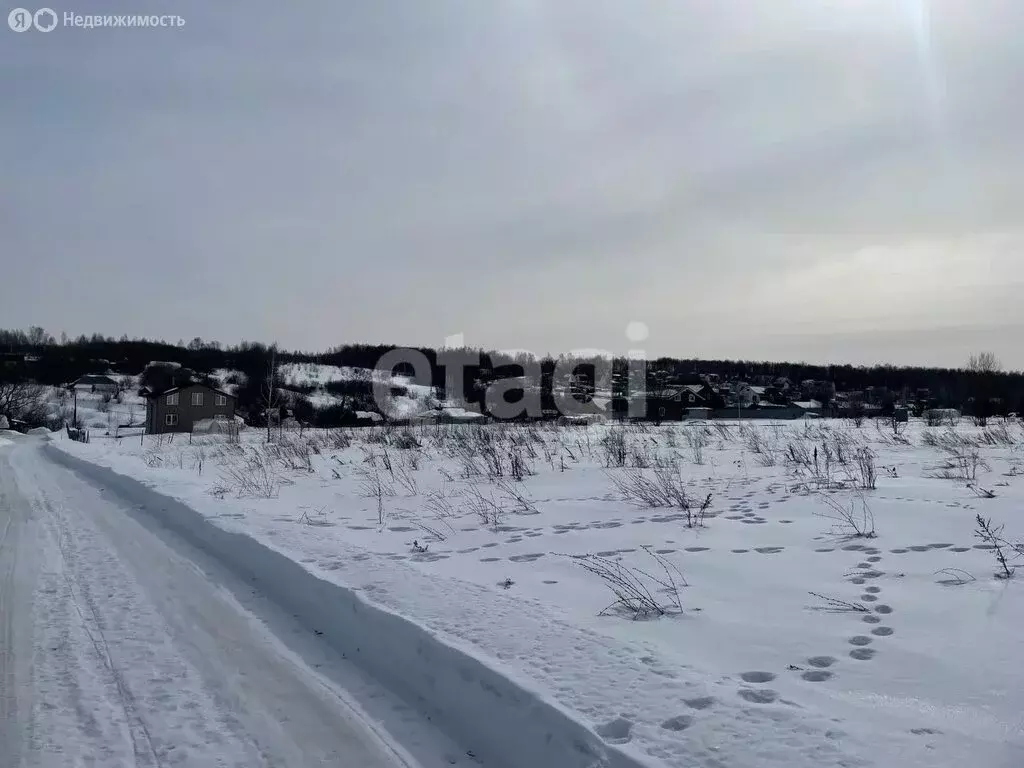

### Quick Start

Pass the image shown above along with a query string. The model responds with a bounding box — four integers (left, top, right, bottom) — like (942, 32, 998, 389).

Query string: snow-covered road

(0, 438, 457, 768)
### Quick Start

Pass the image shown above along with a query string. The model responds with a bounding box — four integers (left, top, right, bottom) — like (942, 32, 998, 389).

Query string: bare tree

(967, 352, 1002, 426)
(968, 352, 1001, 373)
(262, 346, 284, 443)
(26, 326, 55, 346)
(0, 379, 46, 425)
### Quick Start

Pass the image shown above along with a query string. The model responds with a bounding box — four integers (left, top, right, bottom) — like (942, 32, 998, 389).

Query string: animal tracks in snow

(737, 688, 779, 704)
(683, 696, 716, 710)
(849, 648, 877, 660)
(801, 548, 902, 680)
(659, 715, 693, 732)
(739, 671, 777, 684)
(595, 716, 634, 744)
(802, 669, 834, 682)
(732, 671, 781, 705)
(807, 656, 837, 668)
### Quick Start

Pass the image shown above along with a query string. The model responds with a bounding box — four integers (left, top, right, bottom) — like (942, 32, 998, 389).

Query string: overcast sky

(3, 0, 1022, 369)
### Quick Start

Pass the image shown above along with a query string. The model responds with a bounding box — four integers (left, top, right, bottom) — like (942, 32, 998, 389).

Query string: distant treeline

(2, 328, 1022, 418)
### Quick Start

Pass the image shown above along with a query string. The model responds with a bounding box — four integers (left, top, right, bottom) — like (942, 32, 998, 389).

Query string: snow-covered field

(44, 386, 147, 434)
(53, 418, 1024, 768)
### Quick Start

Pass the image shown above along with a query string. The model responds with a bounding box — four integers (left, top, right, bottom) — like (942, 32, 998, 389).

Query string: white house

(732, 383, 768, 407)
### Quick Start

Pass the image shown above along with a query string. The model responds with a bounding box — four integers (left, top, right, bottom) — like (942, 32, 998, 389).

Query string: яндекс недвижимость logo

(8, 7, 57, 31)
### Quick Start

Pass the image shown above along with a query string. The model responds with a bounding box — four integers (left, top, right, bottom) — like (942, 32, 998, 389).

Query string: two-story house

(144, 382, 236, 434)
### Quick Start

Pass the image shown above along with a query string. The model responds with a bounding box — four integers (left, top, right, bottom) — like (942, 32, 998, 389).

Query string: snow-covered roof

(142, 382, 235, 399)
(792, 400, 823, 410)
(72, 374, 119, 388)
(442, 407, 486, 420)
(412, 407, 485, 422)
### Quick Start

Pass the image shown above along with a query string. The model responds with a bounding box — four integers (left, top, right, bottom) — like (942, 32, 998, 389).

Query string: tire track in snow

(0, 452, 28, 765)
(35, 478, 161, 767)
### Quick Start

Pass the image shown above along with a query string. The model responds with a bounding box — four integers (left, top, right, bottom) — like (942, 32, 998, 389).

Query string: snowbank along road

(0, 435, 478, 768)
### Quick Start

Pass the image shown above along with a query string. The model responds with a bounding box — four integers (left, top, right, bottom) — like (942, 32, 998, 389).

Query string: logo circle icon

(625, 321, 650, 344)
(33, 7, 57, 31)
(8, 7, 33, 31)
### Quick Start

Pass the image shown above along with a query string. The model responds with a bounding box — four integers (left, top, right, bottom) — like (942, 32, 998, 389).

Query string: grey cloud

(1, 0, 1022, 367)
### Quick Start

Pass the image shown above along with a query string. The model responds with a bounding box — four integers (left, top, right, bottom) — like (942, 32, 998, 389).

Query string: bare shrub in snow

(393, 462, 419, 496)
(974, 514, 1022, 579)
(354, 464, 396, 527)
(458, 453, 485, 479)
(922, 428, 975, 451)
(685, 428, 708, 465)
(463, 483, 507, 531)
(609, 467, 683, 509)
(851, 405, 866, 428)
(601, 429, 628, 468)
(406, 448, 422, 470)
(572, 546, 686, 619)
(270, 437, 314, 473)
(808, 592, 868, 613)
(925, 409, 961, 428)
(741, 425, 766, 454)
(380, 447, 394, 476)
(928, 449, 989, 482)
(326, 429, 352, 450)
(424, 484, 460, 526)
(393, 429, 421, 449)
(785, 441, 812, 469)
(853, 447, 877, 490)
(935, 568, 976, 586)
(608, 467, 712, 527)
(630, 447, 652, 469)
(218, 449, 281, 498)
(298, 506, 334, 527)
(509, 445, 533, 480)
(815, 493, 876, 538)
(411, 517, 448, 541)
(712, 423, 735, 442)
(978, 425, 1014, 447)
(690, 493, 714, 528)
(493, 477, 539, 516)
(787, 439, 847, 491)
(966, 483, 996, 499)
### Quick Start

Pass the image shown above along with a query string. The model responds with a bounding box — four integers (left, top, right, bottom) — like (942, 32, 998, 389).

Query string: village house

(144, 382, 236, 434)
(71, 374, 120, 393)
(731, 383, 768, 407)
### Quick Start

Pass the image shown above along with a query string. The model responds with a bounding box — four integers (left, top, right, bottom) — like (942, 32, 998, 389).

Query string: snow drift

(45, 445, 648, 768)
